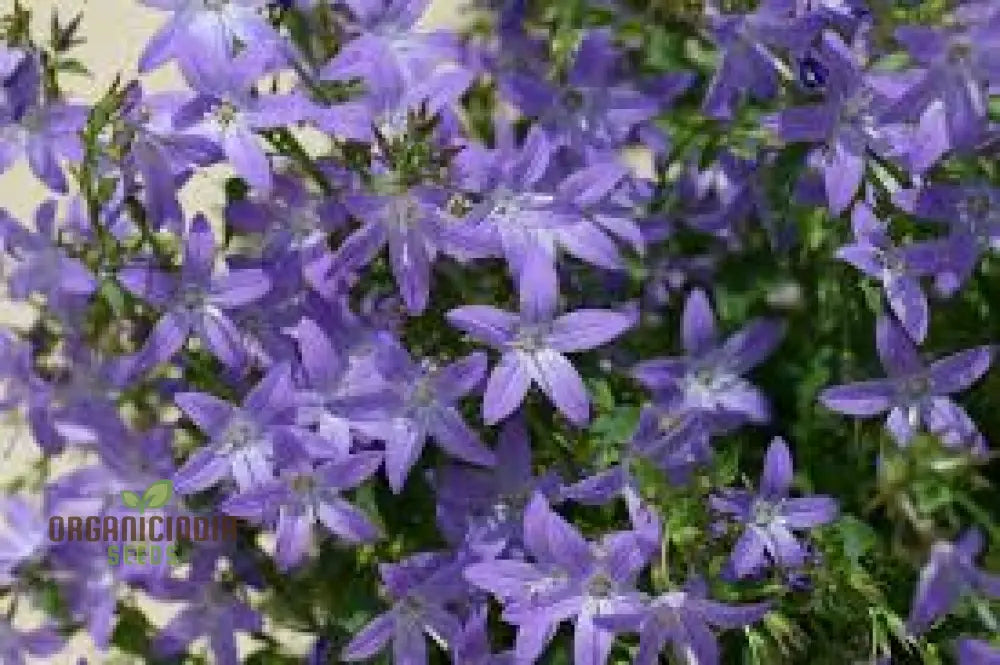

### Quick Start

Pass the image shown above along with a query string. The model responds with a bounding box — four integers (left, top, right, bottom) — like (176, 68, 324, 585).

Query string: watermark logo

(47, 479, 239, 568)
(119, 479, 173, 514)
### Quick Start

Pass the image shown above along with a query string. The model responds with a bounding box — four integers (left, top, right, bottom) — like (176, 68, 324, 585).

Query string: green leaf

(141, 480, 173, 510)
(120, 490, 142, 509)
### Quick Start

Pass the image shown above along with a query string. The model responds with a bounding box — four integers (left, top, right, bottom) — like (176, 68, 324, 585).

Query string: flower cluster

(0, 0, 998, 663)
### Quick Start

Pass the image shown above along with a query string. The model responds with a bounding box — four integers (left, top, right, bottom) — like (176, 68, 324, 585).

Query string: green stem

(262, 127, 333, 196)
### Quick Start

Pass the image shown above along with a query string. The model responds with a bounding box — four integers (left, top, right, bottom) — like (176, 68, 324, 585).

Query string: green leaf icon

(120, 490, 142, 510)
(141, 480, 173, 510)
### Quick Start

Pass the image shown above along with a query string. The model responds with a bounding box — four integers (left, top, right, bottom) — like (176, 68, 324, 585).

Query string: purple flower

(117, 213, 271, 373)
(434, 413, 562, 557)
(710, 437, 838, 578)
(172, 47, 313, 192)
(46, 410, 177, 514)
(896, 182, 1000, 295)
(511, 29, 665, 161)
(313, 188, 466, 315)
(0, 621, 62, 665)
(957, 638, 1000, 665)
(343, 333, 496, 492)
(447, 251, 636, 425)
(627, 397, 741, 484)
(908, 529, 1000, 635)
(320, 0, 468, 105)
(0, 496, 47, 584)
(764, 33, 914, 214)
(342, 551, 467, 665)
(453, 122, 636, 280)
(702, 1, 819, 120)
(451, 605, 514, 664)
(0, 47, 86, 192)
(835, 201, 964, 342)
(819, 316, 993, 449)
(225, 172, 347, 268)
(464, 493, 652, 665)
(0, 202, 98, 303)
(116, 83, 223, 232)
(632, 288, 784, 425)
(139, 0, 281, 85)
(596, 578, 770, 665)
(152, 556, 263, 665)
(172, 362, 297, 494)
(221, 449, 383, 569)
(885, 8, 1000, 153)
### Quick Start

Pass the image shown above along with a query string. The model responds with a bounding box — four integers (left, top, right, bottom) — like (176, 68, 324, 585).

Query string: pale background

(0, 1, 468, 662)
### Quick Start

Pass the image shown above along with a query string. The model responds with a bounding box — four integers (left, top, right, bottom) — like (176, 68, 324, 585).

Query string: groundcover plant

(1, 0, 999, 663)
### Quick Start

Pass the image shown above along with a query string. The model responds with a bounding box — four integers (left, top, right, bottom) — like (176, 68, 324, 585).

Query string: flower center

(877, 250, 905, 276)
(751, 499, 777, 526)
(901, 374, 930, 400)
(586, 572, 615, 598)
(179, 284, 207, 311)
(409, 378, 435, 408)
(511, 323, 550, 351)
(946, 40, 972, 65)
(219, 417, 259, 452)
(213, 100, 239, 127)
(290, 473, 315, 494)
(798, 55, 828, 89)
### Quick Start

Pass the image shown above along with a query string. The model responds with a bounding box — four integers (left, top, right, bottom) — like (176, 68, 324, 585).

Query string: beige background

(0, 1, 467, 662)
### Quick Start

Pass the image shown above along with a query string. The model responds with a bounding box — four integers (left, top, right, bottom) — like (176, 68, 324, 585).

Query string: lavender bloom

(673, 150, 775, 247)
(835, 201, 964, 343)
(764, 33, 912, 214)
(464, 493, 651, 665)
(451, 606, 514, 664)
(172, 47, 313, 192)
(0, 496, 47, 584)
(434, 413, 562, 557)
(710, 437, 838, 578)
(117, 214, 271, 373)
(221, 450, 383, 569)
(342, 552, 467, 665)
(908, 529, 1000, 635)
(958, 638, 1000, 665)
(627, 397, 740, 484)
(896, 183, 1000, 295)
(0, 202, 98, 303)
(513, 29, 663, 161)
(320, 0, 468, 105)
(225, 172, 347, 269)
(447, 251, 636, 426)
(314, 188, 465, 315)
(702, 0, 819, 120)
(453, 122, 635, 280)
(139, 0, 281, 84)
(0, 47, 86, 192)
(345, 333, 496, 492)
(172, 362, 297, 494)
(284, 316, 391, 459)
(152, 555, 263, 665)
(0, 621, 62, 665)
(596, 578, 770, 665)
(819, 316, 993, 449)
(632, 288, 784, 426)
(46, 410, 177, 515)
(116, 83, 223, 232)
(885, 7, 1000, 153)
